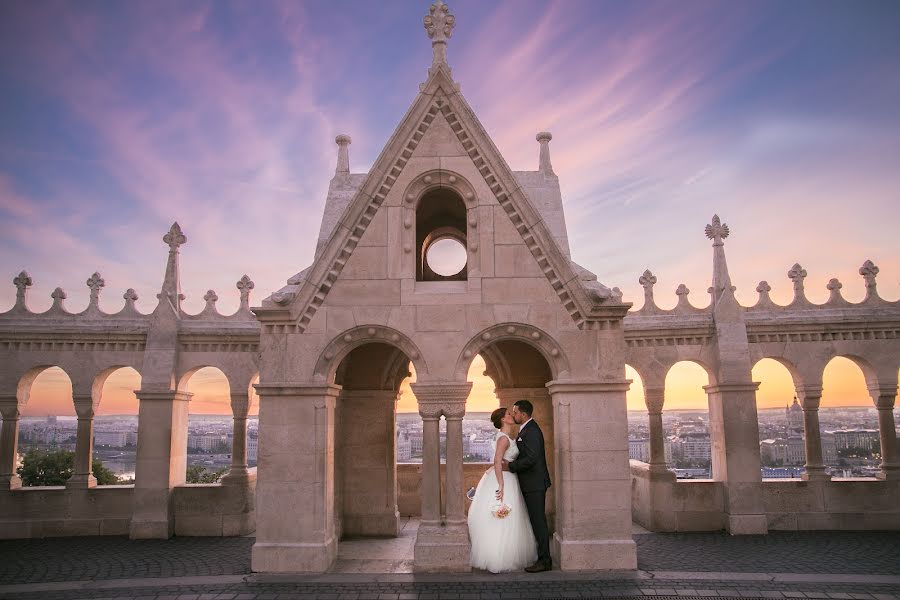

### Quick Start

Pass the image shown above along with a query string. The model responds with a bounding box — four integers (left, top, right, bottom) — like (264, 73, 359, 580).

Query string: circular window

(426, 238, 467, 276)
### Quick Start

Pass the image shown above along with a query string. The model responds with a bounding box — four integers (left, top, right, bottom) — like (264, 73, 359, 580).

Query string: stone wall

(631, 460, 900, 532)
(0, 470, 256, 539)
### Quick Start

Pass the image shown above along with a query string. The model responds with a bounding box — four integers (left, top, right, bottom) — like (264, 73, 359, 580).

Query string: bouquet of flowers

(490, 500, 512, 519)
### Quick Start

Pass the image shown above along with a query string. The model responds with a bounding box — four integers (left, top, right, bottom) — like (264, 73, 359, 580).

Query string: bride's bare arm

(493, 435, 510, 500)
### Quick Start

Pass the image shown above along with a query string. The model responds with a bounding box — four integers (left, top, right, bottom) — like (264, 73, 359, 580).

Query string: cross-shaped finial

(859, 260, 879, 288)
(86, 272, 105, 303)
(203, 290, 218, 306)
(704, 214, 730, 246)
(237, 275, 255, 308)
(424, 0, 455, 67)
(787, 263, 807, 291)
(163, 222, 187, 251)
(13, 270, 32, 302)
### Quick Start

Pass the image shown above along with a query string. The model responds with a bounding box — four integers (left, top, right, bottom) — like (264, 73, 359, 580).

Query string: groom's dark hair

(513, 400, 533, 416)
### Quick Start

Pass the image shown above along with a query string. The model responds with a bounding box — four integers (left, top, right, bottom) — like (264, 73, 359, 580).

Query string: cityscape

(13, 401, 898, 484)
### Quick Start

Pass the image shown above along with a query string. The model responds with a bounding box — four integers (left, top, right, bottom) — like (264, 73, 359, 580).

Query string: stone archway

(331, 342, 412, 540)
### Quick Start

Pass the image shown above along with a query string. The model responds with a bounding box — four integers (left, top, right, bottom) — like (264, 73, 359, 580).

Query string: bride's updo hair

(490, 407, 506, 430)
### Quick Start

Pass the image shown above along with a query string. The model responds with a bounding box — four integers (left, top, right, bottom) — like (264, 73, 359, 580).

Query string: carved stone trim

(314, 325, 427, 381)
(454, 323, 569, 380)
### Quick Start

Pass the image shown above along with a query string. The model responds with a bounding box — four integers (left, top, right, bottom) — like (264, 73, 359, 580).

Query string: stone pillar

(0, 397, 22, 490)
(795, 384, 829, 482)
(444, 403, 466, 529)
(548, 380, 636, 571)
(252, 383, 339, 573)
(410, 382, 472, 572)
(870, 384, 899, 480)
(67, 396, 98, 489)
(704, 382, 768, 534)
(221, 392, 251, 485)
(129, 390, 192, 539)
(496, 387, 556, 526)
(644, 386, 670, 474)
(337, 389, 400, 537)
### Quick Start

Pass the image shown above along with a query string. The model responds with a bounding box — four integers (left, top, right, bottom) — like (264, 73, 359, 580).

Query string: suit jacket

(508, 419, 552, 493)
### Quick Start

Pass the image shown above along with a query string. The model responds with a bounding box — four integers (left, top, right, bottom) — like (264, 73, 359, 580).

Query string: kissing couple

(467, 400, 552, 573)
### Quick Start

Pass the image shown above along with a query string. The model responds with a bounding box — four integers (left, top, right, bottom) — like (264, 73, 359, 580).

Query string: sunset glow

(4, 2, 898, 416)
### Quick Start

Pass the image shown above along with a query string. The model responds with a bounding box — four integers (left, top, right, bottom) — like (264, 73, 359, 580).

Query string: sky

(2, 1, 898, 416)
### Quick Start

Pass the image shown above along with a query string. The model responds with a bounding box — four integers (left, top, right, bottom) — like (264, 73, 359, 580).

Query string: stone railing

(630, 460, 900, 532)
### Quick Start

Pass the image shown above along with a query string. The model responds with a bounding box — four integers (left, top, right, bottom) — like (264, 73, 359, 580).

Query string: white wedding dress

(468, 432, 538, 573)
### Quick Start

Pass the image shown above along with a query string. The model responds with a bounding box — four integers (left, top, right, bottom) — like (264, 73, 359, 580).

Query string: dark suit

(508, 419, 552, 566)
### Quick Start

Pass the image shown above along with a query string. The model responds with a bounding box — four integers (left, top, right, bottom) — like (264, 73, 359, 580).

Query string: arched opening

(333, 342, 411, 540)
(416, 188, 468, 281)
(17, 367, 74, 487)
(248, 374, 259, 468)
(625, 365, 651, 462)
(182, 367, 232, 483)
(471, 339, 556, 531)
(664, 361, 712, 477)
(752, 358, 804, 477)
(822, 356, 879, 478)
(95, 367, 141, 484)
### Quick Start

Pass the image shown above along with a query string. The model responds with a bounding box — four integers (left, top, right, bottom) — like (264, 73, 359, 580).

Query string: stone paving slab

(1, 531, 900, 599)
(2, 531, 900, 587)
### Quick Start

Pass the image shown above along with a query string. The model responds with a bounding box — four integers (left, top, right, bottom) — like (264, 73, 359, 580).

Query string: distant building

(680, 432, 711, 462)
(188, 433, 228, 452)
(247, 433, 258, 463)
(94, 431, 127, 447)
(785, 398, 803, 432)
(826, 429, 880, 452)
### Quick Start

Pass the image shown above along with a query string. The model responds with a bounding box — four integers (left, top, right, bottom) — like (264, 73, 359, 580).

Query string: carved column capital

(411, 382, 471, 419)
(72, 395, 97, 419)
(643, 386, 666, 414)
(868, 383, 897, 410)
(794, 384, 823, 409)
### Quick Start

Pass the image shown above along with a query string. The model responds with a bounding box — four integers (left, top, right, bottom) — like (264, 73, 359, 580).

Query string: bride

(468, 407, 538, 573)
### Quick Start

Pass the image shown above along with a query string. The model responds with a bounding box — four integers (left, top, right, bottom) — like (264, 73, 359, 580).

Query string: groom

(503, 399, 552, 572)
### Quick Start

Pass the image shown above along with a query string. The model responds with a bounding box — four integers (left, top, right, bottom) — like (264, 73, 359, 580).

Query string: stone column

(444, 402, 466, 529)
(704, 382, 768, 534)
(129, 390, 192, 539)
(0, 397, 22, 490)
(548, 380, 636, 571)
(337, 389, 400, 537)
(419, 406, 442, 528)
(870, 384, 899, 480)
(220, 392, 251, 485)
(644, 386, 671, 474)
(795, 384, 829, 481)
(252, 383, 339, 573)
(410, 382, 472, 572)
(67, 396, 98, 489)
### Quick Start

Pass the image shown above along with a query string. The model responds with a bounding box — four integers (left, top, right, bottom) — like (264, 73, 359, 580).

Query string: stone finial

(203, 290, 218, 310)
(163, 222, 187, 252)
(13, 270, 32, 306)
(335, 134, 351, 175)
(424, 0, 455, 67)
(675, 284, 691, 310)
(639, 269, 657, 309)
(86, 272, 105, 306)
(237, 275, 254, 309)
(536, 132, 554, 175)
(755, 281, 773, 307)
(50, 287, 67, 310)
(704, 214, 729, 246)
(787, 263, 807, 301)
(826, 278, 845, 304)
(859, 260, 879, 298)
(123, 288, 138, 310)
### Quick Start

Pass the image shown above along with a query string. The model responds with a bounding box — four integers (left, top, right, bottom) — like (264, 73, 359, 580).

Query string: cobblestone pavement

(1, 531, 899, 600)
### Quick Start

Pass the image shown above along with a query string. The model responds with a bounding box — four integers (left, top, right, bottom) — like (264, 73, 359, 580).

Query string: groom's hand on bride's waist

(501, 460, 510, 471)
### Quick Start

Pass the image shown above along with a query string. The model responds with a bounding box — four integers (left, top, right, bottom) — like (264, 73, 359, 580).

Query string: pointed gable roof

(256, 64, 624, 331)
